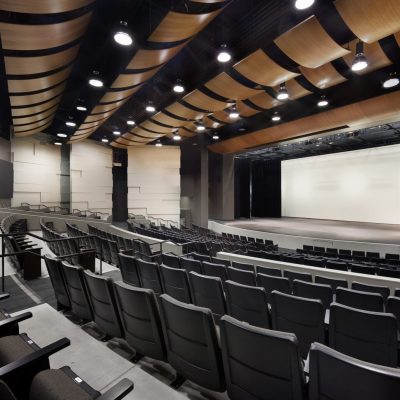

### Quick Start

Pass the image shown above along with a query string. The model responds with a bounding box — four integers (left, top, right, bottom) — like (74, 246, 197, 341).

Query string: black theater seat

(326, 260, 348, 271)
(231, 261, 254, 271)
(161, 253, 181, 269)
(349, 263, 376, 275)
(135, 259, 163, 296)
(293, 280, 333, 309)
(314, 276, 348, 292)
(227, 266, 256, 286)
(220, 315, 306, 400)
(225, 281, 270, 328)
(309, 342, 400, 400)
(283, 270, 313, 288)
(211, 257, 231, 267)
(160, 265, 192, 303)
(117, 253, 141, 287)
(159, 294, 225, 391)
(179, 257, 202, 274)
(256, 273, 291, 302)
(202, 261, 228, 283)
(255, 265, 282, 276)
(351, 282, 390, 302)
(386, 296, 400, 330)
(336, 287, 384, 312)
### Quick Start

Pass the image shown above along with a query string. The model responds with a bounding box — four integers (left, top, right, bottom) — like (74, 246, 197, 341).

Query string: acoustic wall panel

(282, 144, 400, 224)
(70, 141, 112, 215)
(127, 147, 181, 225)
(11, 137, 61, 207)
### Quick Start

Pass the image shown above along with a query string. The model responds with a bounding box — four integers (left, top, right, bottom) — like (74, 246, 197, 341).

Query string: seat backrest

(379, 267, 400, 279)
(61, 261, 92, 321)
(255, 265, 282, 277)
(309, 342, 400, 400)
(227, 267, 256, 286)
(211, 257, 231, 267)
(180, 257, 202, 274)
(351, 282, 390, 301)
(83, 271, 123, 338)
(0, 380, 16, 400)
(188, 272, 226, 321)
(160, 265, 191, 303)
(326, 260, 348, 271)
(395, 288, 400, 297)
(220, 315, 305, 400)
(225, 281, 270, 329)
(336, 287, 384, 312)
(270, 291, 325, 359)
(256, 273, 291, 302)
(44, 255, 71, 310)
(161, 253, 181, 269)
(329, 303, 398, 367)
(314, 276, 348, 292)
(113, 281, 166, 361)
(283, 270, 312, 284)
(192, 253, 210, 263)
(349, 263, 376, 275)
(202, 261, 228, 282)
(117, 253, 141, 287)
(386, 296, 400, 331)
(136, 259, 163, 295)
(231, 261, 254, 272)
(159, 294, 225, 391)
(293, 280, 333, 309)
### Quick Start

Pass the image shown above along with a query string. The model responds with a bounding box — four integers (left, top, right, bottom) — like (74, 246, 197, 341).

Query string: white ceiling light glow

(114, 21, 133, 46)
(317, 96, 329, 107)
(101, 138, 109, 143)
(272, 112, 281, 122)
(383, 73, 399, 89)
(127, 119, 135, 126)
(217, 44, 232, 63)
(295, 0, 315, 10)
(113, 130, 121, 135)
(146, 104, 156, 113)
(277, 83, 289, 100)
(351, 42, 368, 72)
(76, 105, 87, 111)
(57, 133, 67, 138)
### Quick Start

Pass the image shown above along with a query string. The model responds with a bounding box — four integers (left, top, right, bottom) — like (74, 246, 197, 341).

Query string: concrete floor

(224, 217, 400, 244)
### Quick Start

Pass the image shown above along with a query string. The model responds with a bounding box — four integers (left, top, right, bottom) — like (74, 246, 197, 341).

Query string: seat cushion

(0, 335, 35, 366)
(30, 370, 94, 400)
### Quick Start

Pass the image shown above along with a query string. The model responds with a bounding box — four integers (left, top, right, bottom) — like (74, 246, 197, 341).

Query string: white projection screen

(281, 144, 400, 224)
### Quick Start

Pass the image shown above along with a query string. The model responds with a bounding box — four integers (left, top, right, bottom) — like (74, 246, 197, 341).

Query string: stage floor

(222, 217, 400, 245)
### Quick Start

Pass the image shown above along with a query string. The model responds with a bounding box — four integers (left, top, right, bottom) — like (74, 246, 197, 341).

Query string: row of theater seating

(0, 293, 133, 399)
(1, 215, 42, 279)
(43, 256, 400, 399)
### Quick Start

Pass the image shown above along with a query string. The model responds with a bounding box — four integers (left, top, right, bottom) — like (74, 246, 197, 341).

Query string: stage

(209, 218, 400, 255)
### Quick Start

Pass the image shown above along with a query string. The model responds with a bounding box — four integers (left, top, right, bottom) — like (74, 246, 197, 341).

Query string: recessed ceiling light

(295, 0, 315, 10)
(54, 141, 62, 146)
(272, 112, 281, 122)
(57, 133, 67, 138)
(383, 73, 399, 89)
(113, 21, 133, 46)
(173, 80, 185, 93)
(317, 96, 329, 107)
(101, 138, 109, 143)
(89, 78, 103, 87)
(65, 121, 76, 127)
(127, 119, 135, 126)
(351, 42, 368, 72)
(197, 125, 206, 131)
(113, 130, 121, 135)
(155, 142, 163, 147)
(173, 133, 181, 141)
(277, 83, 289, 100)
(146, 104, 156, 113)
(217, 44, 232, 63)
(212, 134, 220, 140)
(76, 105, 87, 111)
(229, 111, 239, 119)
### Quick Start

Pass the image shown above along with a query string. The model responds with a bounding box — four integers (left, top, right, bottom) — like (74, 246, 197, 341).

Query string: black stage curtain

(234, 158, 251, 218)
(251, 160, 281, 218)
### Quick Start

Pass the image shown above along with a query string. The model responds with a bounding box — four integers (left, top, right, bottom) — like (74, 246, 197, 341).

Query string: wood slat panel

(342, 40, 392, 74)
(0, 0, 94, 14)
(7, 66, 72, 93)
(183, 89, 228, 112)
(101, 86, 141, 103)
(237, 100, 259, 117)
(78, 120, 105, 130)
(91, 100, 127, 114)
(335, 0, 400, 43)
(111, 142, 131, 148)
(209, 91, 400, 154)
(14, 121, 52, 137)
(126, 43, 187, 70)
(274, 16, 350, 68)
(165, 102, 203, 120)
(115, 137, 140, 146)
(12, 105, 58, 125)
(149, 9, 222, 43)
(203, 116, 224, 128)
(234, 49, 299, 87)
(299, 63, 347, 89)
(0, 13, 91, 50)
(248, 92, 281, 110)
(151, 112, 184, 128)
(111, 70, 159, 89)
(84, 114, 108, 123)
(129, 128, 163, 138)
(13, 114, 54, 132)
(277, 79, 312, 100)
(4, 45, 79, 75)
(10, 82, 66, 106)
(126, 135, 160, 143)
(205, 72, 260, 100)
(140, 121, 172, 134)
(212, 110, 231, 123)
(11, 95, 61, 117)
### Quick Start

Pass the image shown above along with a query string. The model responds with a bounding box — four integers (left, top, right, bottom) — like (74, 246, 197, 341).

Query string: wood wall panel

(249, 92, 281, 110)
(237, 101, 259, 117)
(0, 0, 94, 14)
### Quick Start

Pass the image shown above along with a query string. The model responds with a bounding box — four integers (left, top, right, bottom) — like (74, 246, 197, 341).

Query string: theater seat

(271, 291, 326, 359)
(326, 260, 348, 272)
(351, 282, 390, 302)
(212, 257, 231, 267)
(160, 265, 192, 303)
(135, 259, 163, 296)
(227, 267, 256, 286)
(293, 280, 333, 309)
(256, 273, 291, 303)
(309, 342, 400, 400)
(314, 276, 348, 292)
(386, 296, 400, 330)
(117, 253, 141, 287)
(329, 303, 398, 367)
(283, 270, 312, 287)
(225, 281, 270, 328)
(159, 294, 225, 391)
(161, 253, 181, 269)
(255, 265, 282, 277)
(336, 287, 384, 312)
(220, 315, 306, 400)
(202, 261, 228, 283)
(179, 257, 202, 274)
(231, 261, 254, 271)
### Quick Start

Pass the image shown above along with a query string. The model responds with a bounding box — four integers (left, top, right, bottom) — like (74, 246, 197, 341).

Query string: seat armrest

(0, 312, 32, 335)
(97, 379, 134, 400)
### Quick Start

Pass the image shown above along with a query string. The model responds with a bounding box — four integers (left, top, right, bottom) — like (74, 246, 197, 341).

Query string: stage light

(271, 112, 281, 122)
(317, 96, 329, 107)
(383, 73, 399, 89)
(57, 133, 67, 138)
(89, 71, 103, 87)
(113, 130, 121, 135)
(155, 141, 163, 147)
(65, 121, 76, 127)
(229, 106, 239, 119)
(54, 141, 62, 146)
(196, 124, 206, 131)
(295, 0, 315, 9)
(277, 83, 289, 100)
(217, 44, 232, 63)
(101, 138, 109, 143)
(127, 119, 135, 126)
(173, 133, 181, 141)
(146, 103, 156, 113)
(351, 42, 368, 72)
(76, 105, 87, 111)
(173, 80, 185, 93)
(212, 134, 220, 140)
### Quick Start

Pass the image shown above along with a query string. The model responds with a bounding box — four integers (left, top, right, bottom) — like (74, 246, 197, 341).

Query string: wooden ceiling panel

(165, 102, 203, 120)
(205, 72, 260, 100)
(234, 49, 299, 87)
(148, 9, 222, 43)
(10, 82, 66, 107)
(84, 114, 109, 123)
(249, 92, 281, 110)
(237, 100, 259, 117)
(203, 116, 223, 128)
(129, 128, 163, 138)
(335, 0, 400, 43)
(140, 120, 172, 134)
(151, 112, 184, 128)
(282, 79, 312, 100)
(0, 13, 92, 50)
(14, 121, 52, 136)
(212, 110, 231, 123)
(11, 96, 61, 117)
(12, 105, 58, 125)
(0, 0, 94, 14)
(183, 89, 228, 112)
(101, 86, 141, 103)
(92, 99, 128, 113)
(13, 114, 55, 132)
(7, 66, 72, 93)
(111, 70, 159, 89)
(299, 63, 347, 89)
(4, 46, 79, 76)
(274, 16, 350, 68)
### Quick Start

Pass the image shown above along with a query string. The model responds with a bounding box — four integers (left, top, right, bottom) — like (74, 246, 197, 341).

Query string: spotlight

(89, 71, 103, 87)
(65, 120, 76, 127)
(155, 141, 163, 147)
(277, 83, 289, 100)
(101, 138, 109, 143)
(317, 96, 329, 107)
(173, 80, 185, 93)
(127, 118, 135, 126)
(57, 133, 67, 138)
(271, 112, 281, 122)
(351, 42, 368, 72)
(54, 141, 62, 146)
(217, 44, 232, 63)
(114, 22, 133, 46)
(146, 103, 156, 113)
(173, 133, 181, 141)
(76, 105, 87, 111)
(196, 124, 206, 131)
(113, 130, 121, 135)
(212, 122, 220, 128)
(212, 134, 220, 140)
(383, 73, 399, 89)
(229, 106, 239, 119)
(295, 0, 315, 9)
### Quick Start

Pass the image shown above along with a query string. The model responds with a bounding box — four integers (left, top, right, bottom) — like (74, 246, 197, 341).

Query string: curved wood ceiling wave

(69, 5, 226, 143)
(0, 3, 93, 137)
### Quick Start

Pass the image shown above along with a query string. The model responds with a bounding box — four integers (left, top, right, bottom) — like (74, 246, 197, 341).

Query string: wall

(0, 138, 12, 206)
(127, 146, 180, 225)
(11, 137, 61, 207)
(282, 144, 400, 224)
(70, 141, 113, 215)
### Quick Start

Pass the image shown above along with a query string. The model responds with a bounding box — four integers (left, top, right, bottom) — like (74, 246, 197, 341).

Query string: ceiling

(0, 0, 399, 156)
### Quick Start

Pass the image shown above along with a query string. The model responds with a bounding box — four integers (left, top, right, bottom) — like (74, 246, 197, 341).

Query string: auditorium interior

(1, 0, 400, 399)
